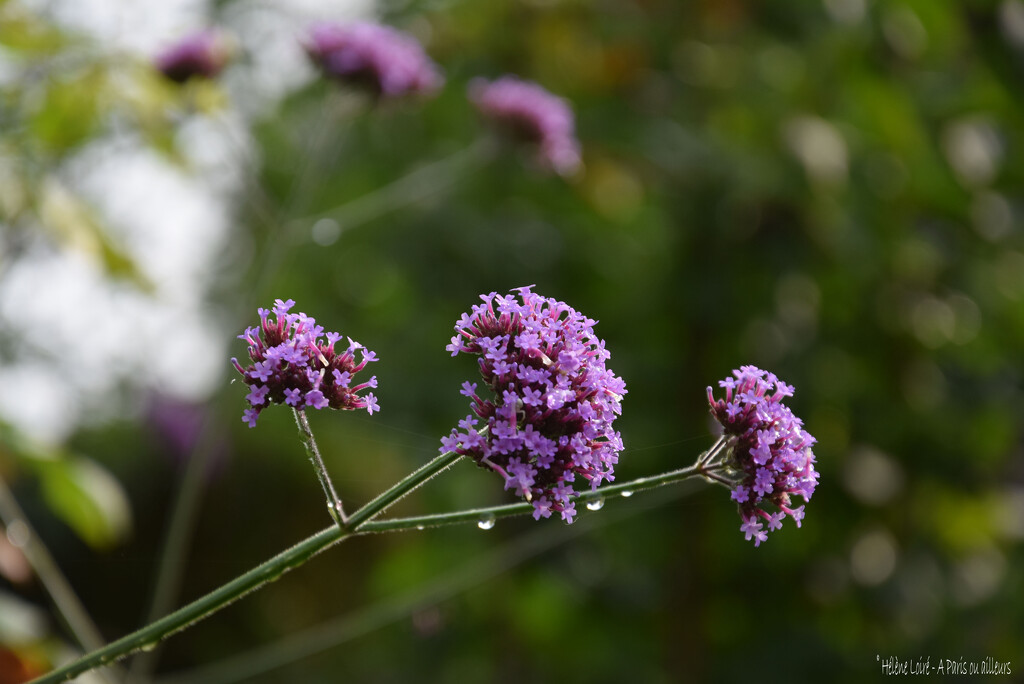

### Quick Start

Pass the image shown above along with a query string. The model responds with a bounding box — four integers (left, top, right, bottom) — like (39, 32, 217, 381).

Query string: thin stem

(29, 438, 721, 684)
(29, 525, 351, 684)
(27, 447, 466, 684)
(698, 434, 728, 467)
(0, 476, 120, 684)
(129, 94, 352, 681)
(358, 460, 712, 533)
(293, 409, 346, 525)
(155, 483, 697, 684)
(128, 416, 221, 682)
(288, 138, 495, 237)
(344, 449, 465, 529)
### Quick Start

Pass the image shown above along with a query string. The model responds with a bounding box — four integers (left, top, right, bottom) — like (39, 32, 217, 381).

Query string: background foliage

(1, 0, 1022, 682)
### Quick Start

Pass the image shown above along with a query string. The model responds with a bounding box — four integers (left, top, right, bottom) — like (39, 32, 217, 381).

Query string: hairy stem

(28, 446, 465, 684)
(293, 409, 346, 524)
(358, 458, 718, 532)
(155, 483, 698, 684)
(30, 438, 721, 684)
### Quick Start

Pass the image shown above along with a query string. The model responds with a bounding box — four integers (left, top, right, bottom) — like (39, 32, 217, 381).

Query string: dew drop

(416, 525, 425, 531)
(477, 515, 496, 530)
(586, 498, 605, 511)
(6, 520, 30, 548)
(620, 490, 634, 498)
(140, 642, 159, 653)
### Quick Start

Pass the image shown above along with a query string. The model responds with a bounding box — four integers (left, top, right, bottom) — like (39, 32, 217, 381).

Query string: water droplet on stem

(477, 514, 496, 530)
(585, 498, 605, 511)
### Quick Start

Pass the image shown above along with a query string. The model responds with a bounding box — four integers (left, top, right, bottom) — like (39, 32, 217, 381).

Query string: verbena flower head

(304, 22, 443, 97)
(155, 30, 230, 83)
(442, 286, 626, 524)
(232, 299, 380, 427)
(707, 366, 818, 546)
(468, 76, 582, 176)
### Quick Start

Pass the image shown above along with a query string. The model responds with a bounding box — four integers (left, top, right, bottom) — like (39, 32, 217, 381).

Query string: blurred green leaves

(32, 455, 132, 550)
(0, 2, 70, 55)
(28, 66, 107, 154)
(0, 2, 227, 290)
(2, 423, 132, 550)
(36, 180, 151, 289)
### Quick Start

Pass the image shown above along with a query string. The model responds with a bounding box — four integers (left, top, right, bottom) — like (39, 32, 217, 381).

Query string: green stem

(155, 483, 697, 684)
(344, 449, 464, 529)
(126, 105, 346, 677)
(358, 459, 726, 533)
(129, 403, 233, 682)
(288, 138, 494, 237)
(29, 440, 723, 683)
(28, 447, 465, 684)
(31, 525, 351, 684)
(293, 409, 346, 525)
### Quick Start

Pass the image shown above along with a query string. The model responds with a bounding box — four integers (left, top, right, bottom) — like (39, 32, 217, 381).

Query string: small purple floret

(233, 300, 381, 427)
(708, 366, 819, 546)
(441, 286, 626, 524)
(305, 22, 443, 97)
(155, 30, 229, 83)
(468, 76, 582, 175)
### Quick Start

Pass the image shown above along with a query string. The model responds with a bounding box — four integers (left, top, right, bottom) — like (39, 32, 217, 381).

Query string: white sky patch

(0, 362, 82, 443)
(0, 246, 227, 442)
(1, 0, 378, 442)
(68, 139, 233, 300)
(23, 0, 210, 54)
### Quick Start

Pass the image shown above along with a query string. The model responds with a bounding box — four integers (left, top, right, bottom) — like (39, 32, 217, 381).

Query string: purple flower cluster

(442, 287, 626, 523)
(305, 22, 443, 97)
(707, 366, 819, 546)
(469, 76, 582, 175)
(232, 299, 380, 427)
(155, 31, 229, 83)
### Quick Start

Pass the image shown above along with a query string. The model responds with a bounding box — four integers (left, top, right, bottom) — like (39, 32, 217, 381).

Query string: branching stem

(29, 435, 722, 684)
(294, 408, 347, 525)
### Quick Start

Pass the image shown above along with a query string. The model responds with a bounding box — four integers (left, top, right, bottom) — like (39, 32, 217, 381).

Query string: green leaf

(35, 456, 132, 550)
(0, 4, 72, 55)
(36, 179, 153, 290)
(29, 66, 107, 154)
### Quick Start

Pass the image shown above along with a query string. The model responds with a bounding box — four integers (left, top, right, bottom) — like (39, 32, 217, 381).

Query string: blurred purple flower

(304, 22, 443, 97)
(441, 286, 626, 524)
(145, 395, 231, 479)
(232, 299, 380, 427)
(707, 366, 819, 546)
(154, 30, 229, 83)
(468, 76, 582, 175)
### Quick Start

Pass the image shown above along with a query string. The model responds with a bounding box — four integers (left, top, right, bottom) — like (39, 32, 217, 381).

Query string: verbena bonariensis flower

(232, 299, 379, 427)
(707, 366, 819, 546)
(442, 286, 626, 524)
(468, 76, 582, 176)
(304, 22, 443, 97)
(155, 31, 230, 83)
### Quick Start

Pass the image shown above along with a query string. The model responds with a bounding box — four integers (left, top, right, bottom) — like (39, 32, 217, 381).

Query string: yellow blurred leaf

(36, 179, 152, 289)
